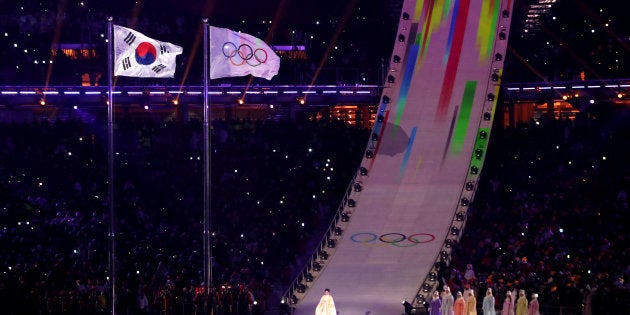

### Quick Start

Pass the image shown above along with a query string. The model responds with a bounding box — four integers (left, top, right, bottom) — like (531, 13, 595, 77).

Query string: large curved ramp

(291, 0, 514, 314)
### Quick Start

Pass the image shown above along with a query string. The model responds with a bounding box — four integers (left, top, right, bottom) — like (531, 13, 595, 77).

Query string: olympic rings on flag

(350, 232, 435, 247)
(222, 42, 269, 67)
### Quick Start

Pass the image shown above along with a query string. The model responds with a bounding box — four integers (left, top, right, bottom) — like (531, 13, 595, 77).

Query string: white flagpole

(202, 18, 212, 293)
(106, 16, 117, 315)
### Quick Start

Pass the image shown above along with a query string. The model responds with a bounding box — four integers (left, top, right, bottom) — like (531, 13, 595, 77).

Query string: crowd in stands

(445, 108, 630, 314)
(3, 105, 630, 315)
(0, 115, 368, 314)
(4, 2, 630, 315)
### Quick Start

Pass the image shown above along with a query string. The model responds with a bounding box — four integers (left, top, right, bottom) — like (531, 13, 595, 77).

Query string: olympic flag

(209, 26, 280, 80)
(113, 25, 183, 78)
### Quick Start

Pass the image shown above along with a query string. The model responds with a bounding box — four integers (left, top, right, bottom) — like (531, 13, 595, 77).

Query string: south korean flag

(113, 25, 183, 78)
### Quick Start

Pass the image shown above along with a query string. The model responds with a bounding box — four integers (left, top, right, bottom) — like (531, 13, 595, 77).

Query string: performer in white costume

(315, 288, 337, 315)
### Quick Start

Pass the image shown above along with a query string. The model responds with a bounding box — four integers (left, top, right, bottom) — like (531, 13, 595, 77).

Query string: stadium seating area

(0, 116, 368, 314)
(2, 1, 630, 314)
(448, 110, 630, 314)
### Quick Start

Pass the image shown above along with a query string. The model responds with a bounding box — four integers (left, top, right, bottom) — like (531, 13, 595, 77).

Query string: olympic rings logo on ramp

(350, 232, 435, 247)
(222, 42, 269, 67)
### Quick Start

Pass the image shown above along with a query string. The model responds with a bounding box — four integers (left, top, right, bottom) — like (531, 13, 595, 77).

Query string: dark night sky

(97, 0, 630, 82)
(3, 0, 630, 83)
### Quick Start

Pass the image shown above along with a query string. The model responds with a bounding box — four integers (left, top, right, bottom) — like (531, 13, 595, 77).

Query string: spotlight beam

(308, 0, 359, 90)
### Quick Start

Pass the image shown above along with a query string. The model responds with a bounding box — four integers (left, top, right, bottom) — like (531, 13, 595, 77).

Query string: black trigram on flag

(152, 64, 166, 73)
(123, 32, 137, 45)
(121, 57, 132, 70)
(113, 24, 182, 78)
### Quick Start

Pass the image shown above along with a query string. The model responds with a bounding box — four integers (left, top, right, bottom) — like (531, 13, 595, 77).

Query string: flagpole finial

(202, 17, 209, 24)
(107, 16, 113, 22)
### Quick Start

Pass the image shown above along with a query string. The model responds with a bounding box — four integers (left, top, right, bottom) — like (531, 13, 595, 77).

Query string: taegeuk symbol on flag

(113, 25, 183, 78)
